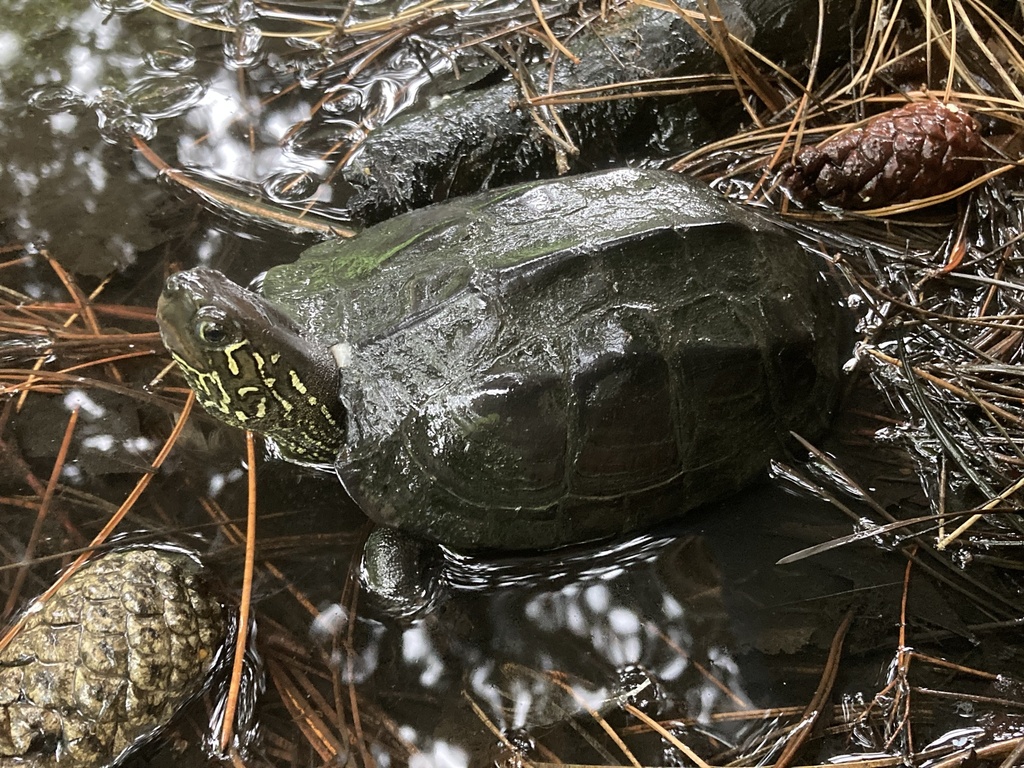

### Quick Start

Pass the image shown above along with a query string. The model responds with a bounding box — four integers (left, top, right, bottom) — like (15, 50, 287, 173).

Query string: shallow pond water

(1, 0, 1024, 766)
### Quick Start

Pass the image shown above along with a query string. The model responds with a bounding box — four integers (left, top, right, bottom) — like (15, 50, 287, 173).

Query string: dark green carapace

(0, 548, 225, 768)
(158, 169, 843, 550)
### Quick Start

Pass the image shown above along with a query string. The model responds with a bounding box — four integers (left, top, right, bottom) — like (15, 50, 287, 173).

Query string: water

(1, 0, 1023, 765)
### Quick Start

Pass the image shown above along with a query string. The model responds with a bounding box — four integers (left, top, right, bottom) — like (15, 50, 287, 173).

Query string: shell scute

(571, 349, 679, 498)
(564, 305, 681, 497)
(422, 368, 570, 504)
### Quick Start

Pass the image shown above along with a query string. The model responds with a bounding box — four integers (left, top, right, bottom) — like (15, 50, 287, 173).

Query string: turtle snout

(162, 271, 188, 297)
(157, 271, 210, 357)
(158, 268, 236, 323)
(158, 273, 199, 325)
(160, 272, 191, 308)
(161, 267, 225, 306)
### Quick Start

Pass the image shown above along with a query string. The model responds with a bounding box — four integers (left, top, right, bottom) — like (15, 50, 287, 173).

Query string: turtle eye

(193, 307, 235, 347)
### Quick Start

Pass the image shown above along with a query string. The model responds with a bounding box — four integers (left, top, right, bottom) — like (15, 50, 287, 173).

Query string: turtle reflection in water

(157, 169, 843, 588)
(0, 547, 226, 768)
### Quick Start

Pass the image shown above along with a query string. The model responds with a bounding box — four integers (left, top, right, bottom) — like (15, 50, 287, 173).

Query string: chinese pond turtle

(157, 169, 842, 552)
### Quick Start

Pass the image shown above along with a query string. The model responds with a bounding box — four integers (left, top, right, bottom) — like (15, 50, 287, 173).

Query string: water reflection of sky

(1, 0, 321, 273)
(327, 529, 770, 753)
(0, 0, 582, 272)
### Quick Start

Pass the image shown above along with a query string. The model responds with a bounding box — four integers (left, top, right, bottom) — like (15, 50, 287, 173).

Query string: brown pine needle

(197, 497, 323, 618)
(58, 349, 160, 376)
(547, 671, 642, 768)
(16, 302, 156, 321)
(0, 252, 33, 269)
(40, 251, 105, 336)
(0, 392, 195, 654)
(10, 265, 130, 411)
(649, 623, 751, 709)
(886, 551, 916, 751)
(0, 368, 185, 405)
(624, 703, 712, 768)
(3, 406, 80, 620)
(130, 136, 354, 237)
(530, 0, 579, 64)
(464, 692, 537, 766)
(268, 661, 344, 763)
(225, 746, 247, 768)
(220, 430, 259, 753)
(997, 736, 1024, 768)
(863, 347, 1024, 429)
(271, 660, 348, 760)
(772, 610, 854, 768)
(343, 564, 376, 768)
(910, 652, 1002, 681)
(935, 471, 1024, 549)
(936, 212, 970, 274)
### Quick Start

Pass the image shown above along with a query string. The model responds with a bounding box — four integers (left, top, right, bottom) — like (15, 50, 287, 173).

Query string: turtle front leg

(360, 527, 446, 618)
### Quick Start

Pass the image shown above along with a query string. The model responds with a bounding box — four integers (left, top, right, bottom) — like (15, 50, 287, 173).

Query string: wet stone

(120, 581, 162, 616)
(127, 649, 171, 691)
(22, 666, 61, 709)
(161, 600, 198, 635)
(0, 669, 23, 706)
(12, 626, 64, 665)
(72, 668, 126, 721)
(80, 569, 121, 601)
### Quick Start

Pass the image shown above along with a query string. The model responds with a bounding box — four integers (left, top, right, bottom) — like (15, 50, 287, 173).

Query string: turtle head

(157, 267, 344, 464)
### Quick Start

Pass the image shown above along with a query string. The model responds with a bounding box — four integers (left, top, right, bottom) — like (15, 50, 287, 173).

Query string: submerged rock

(341, 0, 865, 223)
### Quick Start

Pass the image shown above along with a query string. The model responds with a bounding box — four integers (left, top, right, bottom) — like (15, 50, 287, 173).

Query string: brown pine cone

(778, 101, 986, 209)
(0, 547, 227, 768)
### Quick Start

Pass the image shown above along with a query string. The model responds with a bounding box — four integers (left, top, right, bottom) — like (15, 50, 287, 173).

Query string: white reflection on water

(408, 740, 467, 768)
(584, 582, 609, 612)
(0, 31, 21, 67)
(65, 389, 107, 417)
(403, 624, 445, 687)
(393, 533, 753, 739)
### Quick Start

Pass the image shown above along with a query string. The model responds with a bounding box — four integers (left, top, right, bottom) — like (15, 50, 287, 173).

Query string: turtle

(157, 168, 843, 556)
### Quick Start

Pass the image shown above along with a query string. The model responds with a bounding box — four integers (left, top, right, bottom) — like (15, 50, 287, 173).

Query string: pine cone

(778, 101, 986, 209)
(0, 547, 226, 768)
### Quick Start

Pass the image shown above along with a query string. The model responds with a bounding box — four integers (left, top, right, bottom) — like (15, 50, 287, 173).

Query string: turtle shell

(262, 169, 843, 550)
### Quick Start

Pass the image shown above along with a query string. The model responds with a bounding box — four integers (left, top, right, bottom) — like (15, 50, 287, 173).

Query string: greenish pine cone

(779, 101, 986, 209)
(0, 547, 226, 768)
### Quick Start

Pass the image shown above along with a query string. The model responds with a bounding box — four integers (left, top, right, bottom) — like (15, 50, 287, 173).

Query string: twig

(219, 430, 259, 752)
(772, 610, 854, 768)
(624, 704, 712, 768)
(530, 0, 579, 63)
(0, 392, 195, 654)
(2, 407, 80, 620)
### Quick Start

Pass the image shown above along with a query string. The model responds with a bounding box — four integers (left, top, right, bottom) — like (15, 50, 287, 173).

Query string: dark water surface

(1, 0, 1023, 766)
